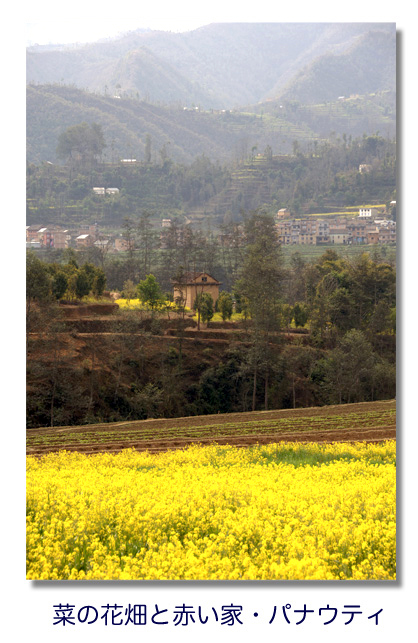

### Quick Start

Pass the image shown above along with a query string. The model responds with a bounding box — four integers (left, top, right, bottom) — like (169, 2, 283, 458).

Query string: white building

(359, 208, 379, 218)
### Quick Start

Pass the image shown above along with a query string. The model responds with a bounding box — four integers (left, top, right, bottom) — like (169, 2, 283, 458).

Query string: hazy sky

(24, 1, 400, 47)
(25, 18, 209, 46)
(24, 2, 257, 46)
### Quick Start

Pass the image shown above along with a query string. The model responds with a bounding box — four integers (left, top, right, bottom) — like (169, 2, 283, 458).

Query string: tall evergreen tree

(236, 211, 284, 410)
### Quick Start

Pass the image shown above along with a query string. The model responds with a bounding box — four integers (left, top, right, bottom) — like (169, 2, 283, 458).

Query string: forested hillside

(27, 129, 396, 228)
(27, 82, 396, 168)
(275, 30, 396, 104)
(27, 84, 318, 164)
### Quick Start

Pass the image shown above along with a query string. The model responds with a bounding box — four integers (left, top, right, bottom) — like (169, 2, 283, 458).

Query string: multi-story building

(26, 225, 68, 249)
(276, 219, 293, 244)
(367, 230, 380, 244)
(346, 220, 369, 244)
(316, 220, 330, 244)
(378, 229, 397, 244)
(79, 223, 99, 239)
(329, 228, 351, 245)
(359, 207, 380, 218)
(276, 217, 330, 245)
(76, 234, 94, 248)
(299, 233, 318, 245)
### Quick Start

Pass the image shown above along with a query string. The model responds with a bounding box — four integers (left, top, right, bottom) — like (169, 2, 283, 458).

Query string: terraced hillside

(27, 399, 396, 456)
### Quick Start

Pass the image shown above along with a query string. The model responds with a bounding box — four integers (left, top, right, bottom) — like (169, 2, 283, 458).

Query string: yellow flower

(26, 441, 396, 581)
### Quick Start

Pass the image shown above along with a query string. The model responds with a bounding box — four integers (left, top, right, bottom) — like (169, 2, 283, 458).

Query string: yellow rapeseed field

(26, 441, 396, 581)
(115, 298, 178, 310)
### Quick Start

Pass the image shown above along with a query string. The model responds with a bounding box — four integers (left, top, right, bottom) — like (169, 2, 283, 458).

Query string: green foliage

(137, 274, 165, 311)
(307, 249, 396, 344)
(281, 304, 293, 328)
(68, 176, 89, 199)
(27, 116, 396, 229)
(27, 253, 106, 302)
(315, 329, 395, 404)
(121, 279, 137, 301)
(92, 270, 107, 297)
(217, 291, 233, 321)
(196, 351, 245, 414)
(194, 292, 214, 324)
(233, 291, 250, 318)
(135, 383, 163, 419)
(292, 302, 309, 328)
(56, 122, 106, 167)
(237, 211, 284, 332)
(51, 272, 68, 300)
(75, 271, 91, 299)
(26, 252, 52, 304)
(165, 346, 179, 365)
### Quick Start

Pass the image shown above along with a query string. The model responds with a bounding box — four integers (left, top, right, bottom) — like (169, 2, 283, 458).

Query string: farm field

(26, 439, 396, 580)
(27, 400, 396, 456)
(26, 401, 396, 580)
(280, 243, 396, 265)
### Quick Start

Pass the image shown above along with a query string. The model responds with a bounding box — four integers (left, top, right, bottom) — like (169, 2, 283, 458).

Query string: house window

(202, 277, 207, 282)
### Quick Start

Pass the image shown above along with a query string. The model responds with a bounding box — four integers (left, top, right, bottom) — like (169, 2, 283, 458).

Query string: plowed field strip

(27, 410, 395, 441)
(27, 411, 395, 440)
(26, 401, 396, 455)
(26, 401, 396, 436)
(27, 418, 395, 444)
(27, 420, 396, 450)
(26, 424, 396, 456)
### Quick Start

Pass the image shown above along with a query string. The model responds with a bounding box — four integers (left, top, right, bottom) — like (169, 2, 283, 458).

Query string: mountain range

(27, 22, 395, 108)
(27, 22, 396, 164)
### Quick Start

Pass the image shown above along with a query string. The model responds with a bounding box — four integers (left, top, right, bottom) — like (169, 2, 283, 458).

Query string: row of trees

(26, 252, 106, 330)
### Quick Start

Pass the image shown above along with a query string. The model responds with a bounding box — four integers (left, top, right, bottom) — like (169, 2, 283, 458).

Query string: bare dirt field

(27, 399, 396, 456)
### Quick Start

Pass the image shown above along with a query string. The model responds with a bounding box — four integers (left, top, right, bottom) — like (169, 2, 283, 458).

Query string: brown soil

(27, 400, 396, 457)
(58, 303, 119, 318)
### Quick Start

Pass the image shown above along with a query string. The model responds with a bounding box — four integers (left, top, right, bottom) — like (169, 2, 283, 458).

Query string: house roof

(172, 271, 221, 285)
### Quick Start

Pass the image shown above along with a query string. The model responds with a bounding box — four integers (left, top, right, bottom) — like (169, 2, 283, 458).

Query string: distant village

(273, 205, 396, 246)
(26, 200, 396, 252)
